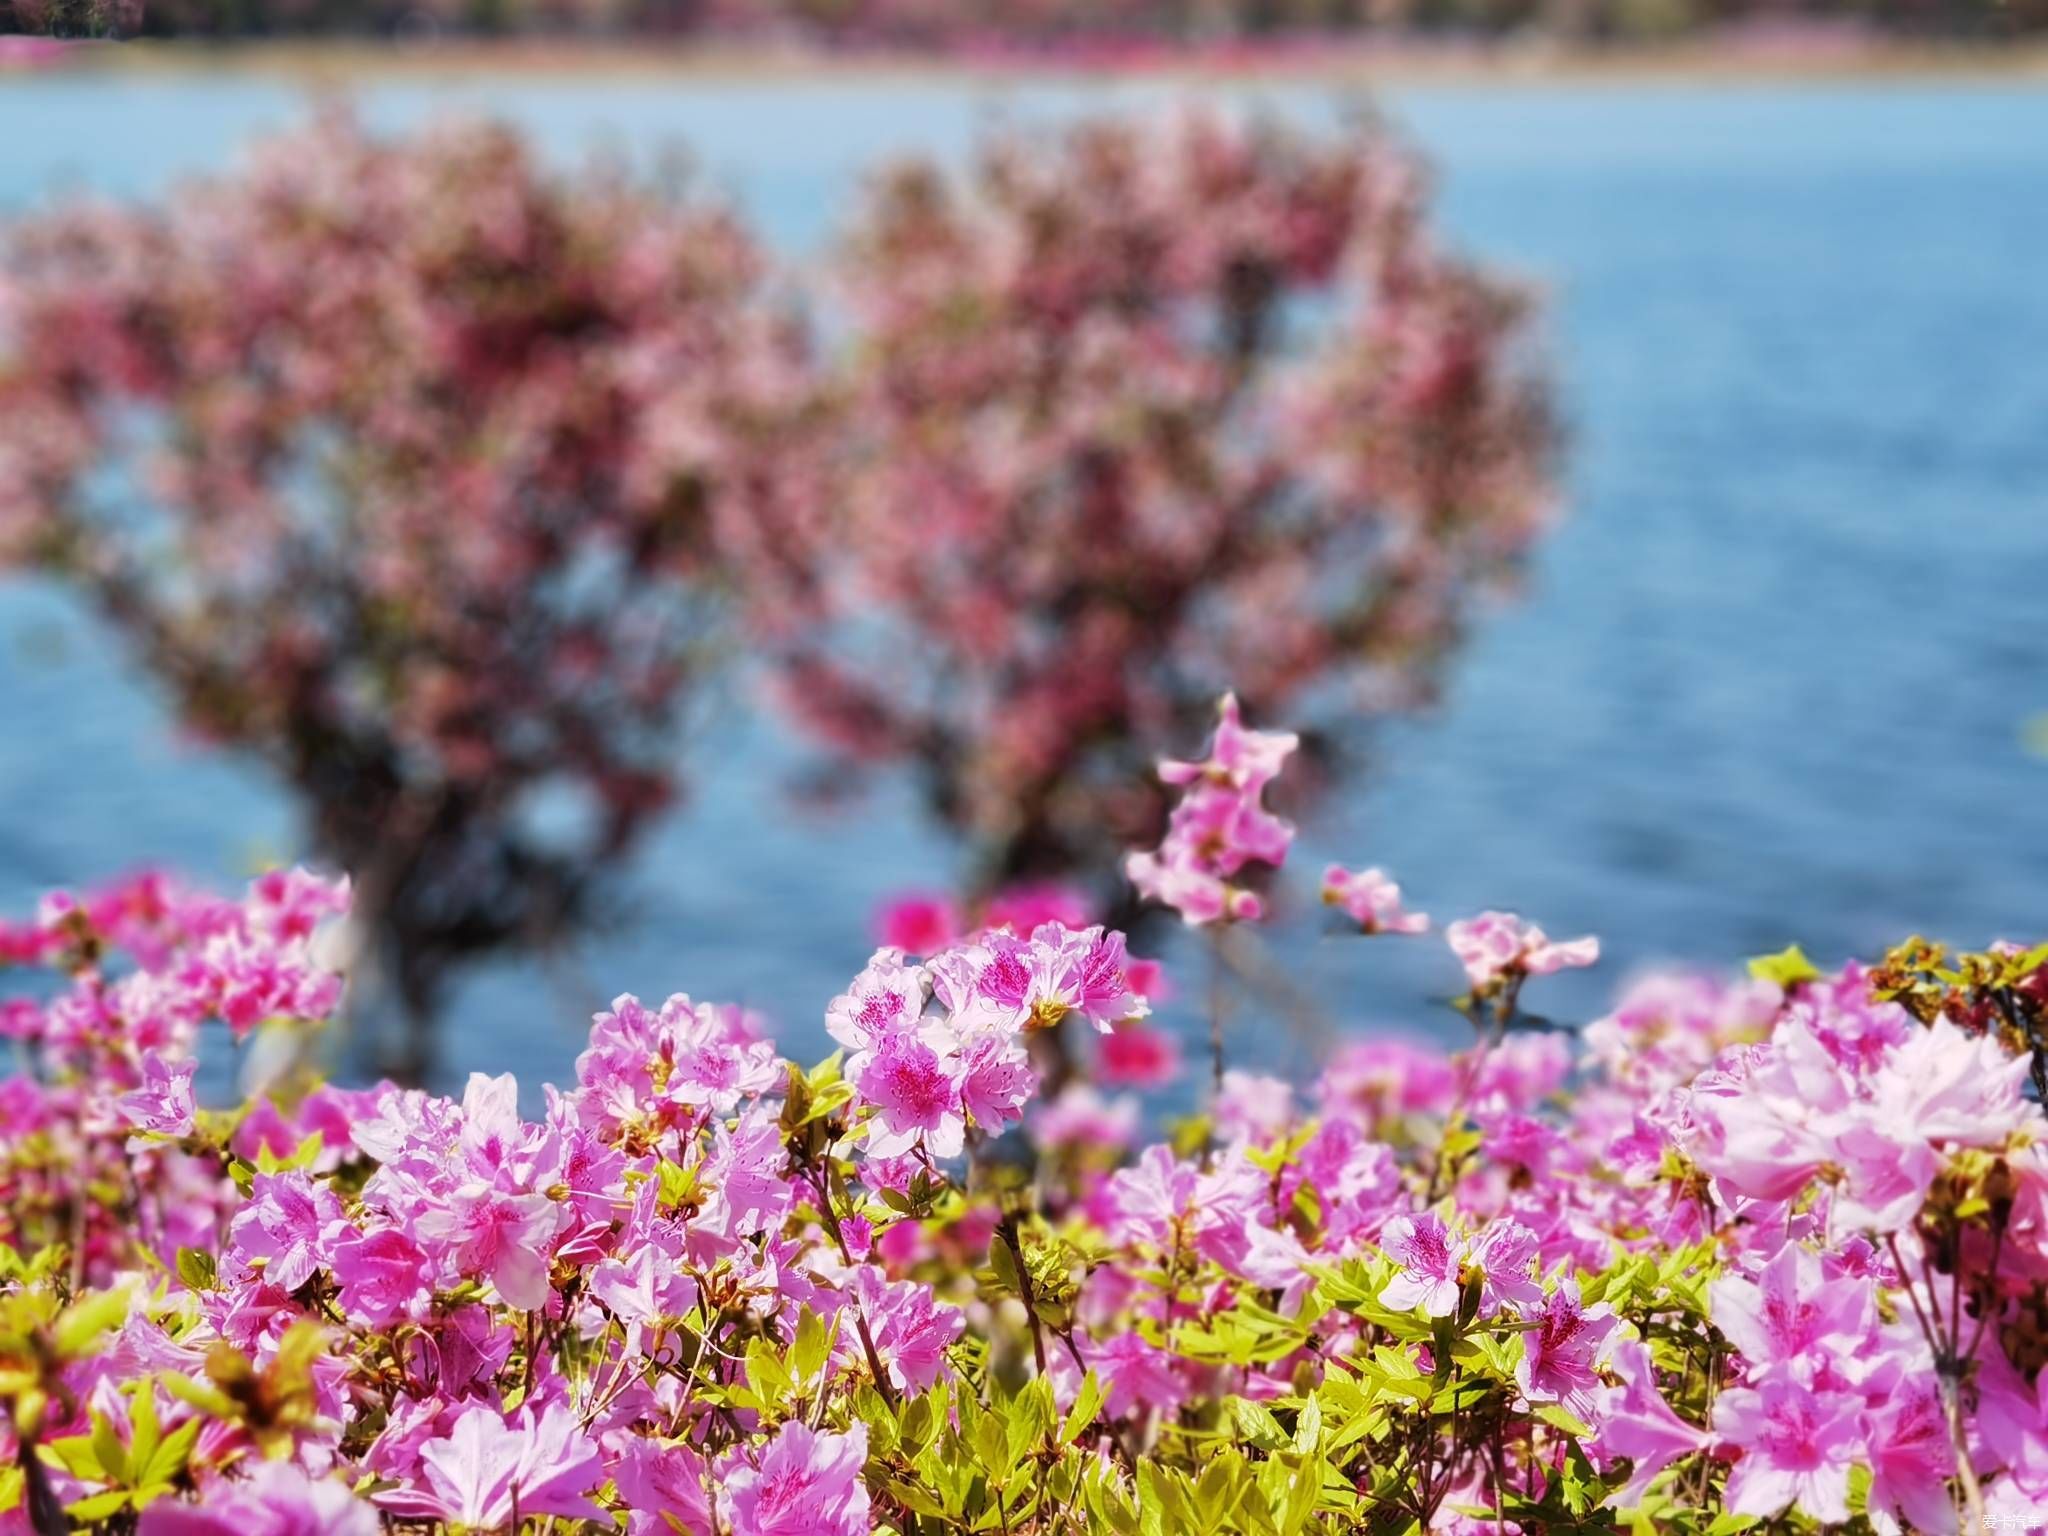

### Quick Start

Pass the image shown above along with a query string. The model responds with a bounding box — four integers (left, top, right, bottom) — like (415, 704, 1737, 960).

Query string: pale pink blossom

(1714, 1377, 1862, 1524)
(1322, 864, 1429, 935)
(722, 1421, 870, 1536)
(1445, 911, 1600, 992)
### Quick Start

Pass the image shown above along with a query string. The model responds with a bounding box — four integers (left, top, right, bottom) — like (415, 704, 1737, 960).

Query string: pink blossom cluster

(827, 918, 1147, 1159)
(1444, 909, 1601, 995)
(1124, 693, 1298, 925)
(1321, 863, 1429, 934)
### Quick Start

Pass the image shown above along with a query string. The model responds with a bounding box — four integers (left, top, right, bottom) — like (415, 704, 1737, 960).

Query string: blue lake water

(4, 72, 2046, 1096)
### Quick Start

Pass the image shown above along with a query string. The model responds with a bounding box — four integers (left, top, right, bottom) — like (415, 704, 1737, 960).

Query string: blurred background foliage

(8, 0, 2048, 44)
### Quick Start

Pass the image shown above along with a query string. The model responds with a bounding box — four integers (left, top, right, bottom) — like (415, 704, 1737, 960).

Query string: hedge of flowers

(3, 695, 2045, 1534)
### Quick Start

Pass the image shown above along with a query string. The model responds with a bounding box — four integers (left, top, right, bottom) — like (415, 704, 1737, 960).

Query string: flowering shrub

(4, 697, 2046, 1534)
(767, 111, 1553, 895)
(0, 112, 811, 1067)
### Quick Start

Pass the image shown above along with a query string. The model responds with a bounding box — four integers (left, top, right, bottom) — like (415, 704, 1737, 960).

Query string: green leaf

(139, 1415, 201, 1488)
(128, 1383, 160, 1480)
(805, 1050, 846, 1091)
(66, 1489, 133, 1521)
(1292, 1391, 1323, 1455)
(175, 1247, 216, 1292)
(744, 1337, 793, 1406)
(160, 1370, 236, 1421)
(852, 1385, 899, 1457)
(1747, 945, 1820, 988)
(89, 1409, 126, 1487)
(54, 1288, 130, 1359)
(1227, 1396, 1288, 1451)
(986, 1232, 1021, 1297)
(656, 1159, 698, 1212)
(43, 1433, 105, 1482)
(1007, 1376, 1054, 1466)
(1061, 1370, 1103, 1443)
(799, 1080, 855, 1126)
(789, 1305, 837, 1385)
(886, 1476, 949, 1519)
(254, 1130, 324, 1175)
(1705, 1512, 1761, 1536)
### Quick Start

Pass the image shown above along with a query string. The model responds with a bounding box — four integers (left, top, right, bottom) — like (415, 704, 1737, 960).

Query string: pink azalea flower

(1030, 1085, 1140, 1152)
(967, 924, 1146, 1034)
(612, 1438, 713, 1536)
(703, 1104, 794, 1237)
(722, 1421, 870, 1536)
(1445, 911, 1599, 992)
(1593, 1338, 1708, 1508)
(246, 866, 351, 945)
(1465, 1033, 1574, 1110)
(1125, 848, 1260, 926)
(118, 1051, 196, 1138)
(138, 1461, 377, 1535)
(1291, 1118, 1403, 1245)
(1713, 1376, 1863, 1524)
(379, 1401, 606, 1527)
(329, 1224, 430, 1327)
(1319, 1037, 1459, 1127)
(955, 1028, 1037, 1132)
(983, 881, 1093, 933)
(1708, 1242, 1871, 1383)
(840, 1212, 874, 1261)
(1827, 1109, 1938, 1233)
(1378, 1211, 1466, 1317)
(665, 1018, 783, 1114)
(1088, 1331, 1190, 1419)
(875, 891, 961, 955)
(415, 1305, 516, 1398)
(1582, 970, 1779, 1094)
(1214, 1069, 1294, 1142)
(825, 948, 926, 1066)
(852, 1265, 964, 1392)
(455, 1070, 526, 1178)
(589, 1236, 699, 1335)
(1680, 1020, 1852, 1203)
(228, 1170, 344, 1295)
(1875, 1013, 2040, 1146)
(1157, 693, 1297, 796)
(1101, 1144, 1203, 1249)
(1861, 1372, 1958, 1536)
(1126, 694, 1296, 927)
(1515, 1277, 1617, 1420)
(1463, 1220, 1543, 1316)
(1122, 957, 1170, 1004)
(1096, 1020, 1181, 1087)
(414, 1183, 563, 1311)
(855, 1034, 965, 1159)
(1238, 1219, 1320, 1315)
(1066, 926, 1150, 1031)
(1322, 865, 1429, 935)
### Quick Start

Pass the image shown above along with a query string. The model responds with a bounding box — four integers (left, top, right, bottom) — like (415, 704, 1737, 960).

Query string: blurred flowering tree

(768, 111, 1555, 902)
(0, 114, 813, 1073)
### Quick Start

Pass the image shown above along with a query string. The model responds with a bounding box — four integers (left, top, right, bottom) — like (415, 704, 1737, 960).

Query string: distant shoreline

(13, 32, 2048, 86)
